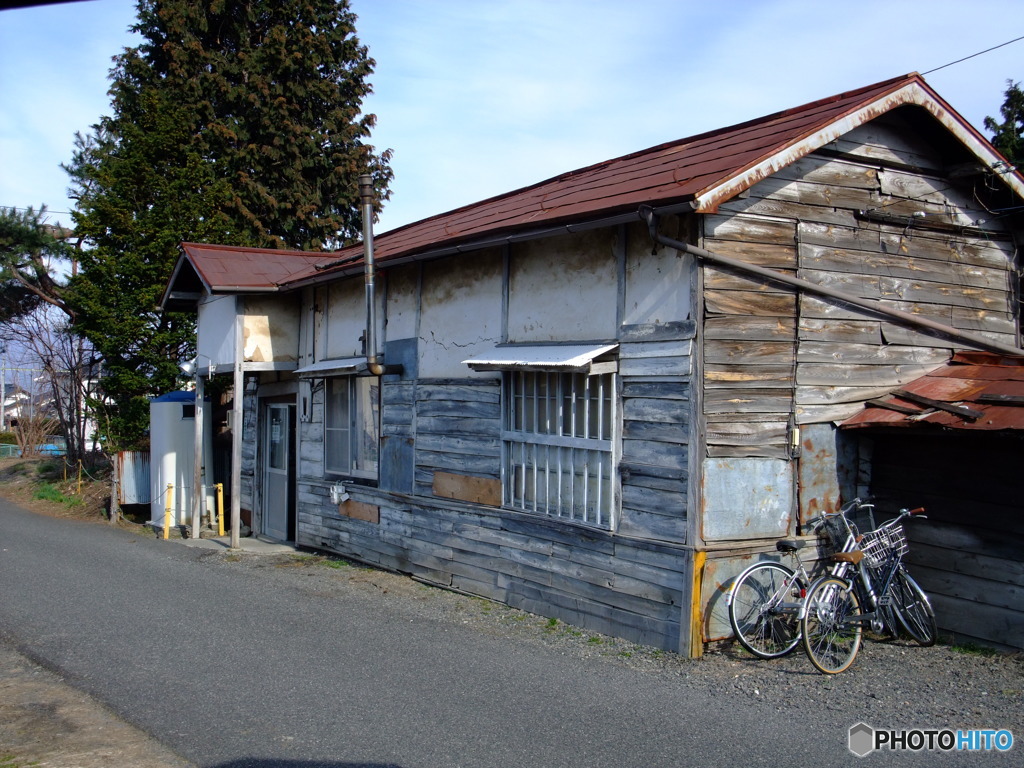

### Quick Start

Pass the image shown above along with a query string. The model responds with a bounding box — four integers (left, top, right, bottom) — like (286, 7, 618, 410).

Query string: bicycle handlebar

(899, 506, 927, 519)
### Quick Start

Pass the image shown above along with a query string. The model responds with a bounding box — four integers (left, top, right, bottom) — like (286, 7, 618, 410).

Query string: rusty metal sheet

(797, 423, 856, 524)
(842, 352, 1024, 431)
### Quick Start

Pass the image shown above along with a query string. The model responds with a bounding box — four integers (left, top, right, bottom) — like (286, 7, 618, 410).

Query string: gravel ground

(206, 549, 1024, 733)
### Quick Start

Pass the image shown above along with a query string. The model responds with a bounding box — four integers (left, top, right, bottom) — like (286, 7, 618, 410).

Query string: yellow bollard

(164, 483, 173, 540)
(77, 460, 83, 496)
(216, 483, 225, 537)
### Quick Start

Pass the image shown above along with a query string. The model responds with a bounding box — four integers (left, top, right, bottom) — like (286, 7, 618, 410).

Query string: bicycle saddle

(776, 539, 807, 552)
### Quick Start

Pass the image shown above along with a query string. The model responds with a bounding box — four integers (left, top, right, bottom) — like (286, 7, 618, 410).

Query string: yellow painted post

(216, 483, 225, 537)
(77, 460, 83, 495)
(690, 550, 707, 658)
(164, 483, 173, 540)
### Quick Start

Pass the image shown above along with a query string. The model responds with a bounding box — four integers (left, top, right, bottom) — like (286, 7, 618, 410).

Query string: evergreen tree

(0, 206, 74, 322)
(984, 80, 1024, 173)
(64, 0, 392, 450)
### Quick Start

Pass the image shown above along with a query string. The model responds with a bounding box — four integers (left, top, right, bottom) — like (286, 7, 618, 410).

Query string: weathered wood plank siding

(290, 224, 696, 652)
(706, 116, 1019, 454)
(701, 214, 797, 459)
(618, 324, 693, 543)
(296, 490, 689, 650)
(412, 379, 501, 496)
(867, 432, 1024, 650)
(699, 114, 1020, 643)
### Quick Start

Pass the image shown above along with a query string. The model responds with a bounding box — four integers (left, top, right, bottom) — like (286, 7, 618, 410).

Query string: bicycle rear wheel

(728, 562, 801, 659)
(890, 570, 937, 646)
(801, 577, 863, 674)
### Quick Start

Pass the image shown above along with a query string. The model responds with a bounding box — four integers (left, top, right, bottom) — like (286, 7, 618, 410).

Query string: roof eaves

(691, 75, 923, 212)
(692, 75, 1024, 212)
(281, 199, 698, 291)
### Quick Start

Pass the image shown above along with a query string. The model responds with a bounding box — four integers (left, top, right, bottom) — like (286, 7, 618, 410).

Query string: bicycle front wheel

(728, 561, 802, 659)
(801, 577, 863, 674)
(890, 570, 937, 646)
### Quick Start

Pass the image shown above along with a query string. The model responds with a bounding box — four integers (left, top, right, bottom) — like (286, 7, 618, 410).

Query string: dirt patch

(0, 644, 193, 768)
(0, 457, 111, 522)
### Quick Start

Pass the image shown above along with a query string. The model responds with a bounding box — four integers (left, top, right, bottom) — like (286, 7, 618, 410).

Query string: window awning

(294, 357, 366, 378)
(463, 344, 618, 374)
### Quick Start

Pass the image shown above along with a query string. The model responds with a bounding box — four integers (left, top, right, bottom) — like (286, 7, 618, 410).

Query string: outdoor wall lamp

(179, 354, 213, 376)
(330, 482, 350, 505)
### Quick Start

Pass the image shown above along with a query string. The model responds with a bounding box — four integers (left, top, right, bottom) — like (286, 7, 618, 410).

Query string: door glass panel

(268, 407, 287, 470)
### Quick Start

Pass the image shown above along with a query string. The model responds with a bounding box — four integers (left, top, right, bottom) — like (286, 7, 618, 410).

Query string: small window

(182, 404, 195, 419)
(503, 370, 616, 528)
(325, 376, 379, 480)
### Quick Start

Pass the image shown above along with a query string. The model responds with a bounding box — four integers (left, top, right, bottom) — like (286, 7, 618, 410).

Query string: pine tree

(984, 80, 1024, 174)
(0, 206, 74, 322)
(65, 0, 392, 449)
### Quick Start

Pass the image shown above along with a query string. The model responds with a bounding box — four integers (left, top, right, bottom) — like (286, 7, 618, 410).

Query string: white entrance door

(263, 403, 294, 541)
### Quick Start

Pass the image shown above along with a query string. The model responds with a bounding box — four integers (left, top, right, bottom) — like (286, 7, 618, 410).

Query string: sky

(0, 0, 1022, 237)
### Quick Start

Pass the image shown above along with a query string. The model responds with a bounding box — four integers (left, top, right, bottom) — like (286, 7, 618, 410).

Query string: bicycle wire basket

(858, 520, 908, 568)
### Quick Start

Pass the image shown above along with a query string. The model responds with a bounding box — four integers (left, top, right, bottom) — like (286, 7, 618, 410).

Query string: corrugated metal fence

(118, 450, 151, 505)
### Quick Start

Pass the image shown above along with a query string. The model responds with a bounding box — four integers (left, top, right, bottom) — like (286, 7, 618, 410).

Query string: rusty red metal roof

(343, 73, 932, 271)
(841, 352, 1024, 431)
(177, 242, 333, 292)
(164, 72, 1023, 304)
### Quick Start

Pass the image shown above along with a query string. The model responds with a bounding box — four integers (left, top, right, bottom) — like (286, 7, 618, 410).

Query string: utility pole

(1, 346, 6, 432)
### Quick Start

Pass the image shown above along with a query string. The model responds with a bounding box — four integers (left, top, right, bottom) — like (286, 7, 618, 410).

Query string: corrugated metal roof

(294, 357, 365, 377)
(463, 344, 619, 373)
(163, 72, 1024, 304)
(180, 241, 333, 291)
(841, 352, 1024, 431)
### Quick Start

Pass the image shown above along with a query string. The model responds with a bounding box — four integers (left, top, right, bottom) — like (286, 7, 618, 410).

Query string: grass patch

(951, 641, 1000, 657)
(33, 482, 81, 507)
(0, 755, 39, 768)
(275, 553, 356, 570)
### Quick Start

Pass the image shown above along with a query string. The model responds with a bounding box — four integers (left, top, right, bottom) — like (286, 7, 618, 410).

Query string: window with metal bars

(503, 369, 616, 528)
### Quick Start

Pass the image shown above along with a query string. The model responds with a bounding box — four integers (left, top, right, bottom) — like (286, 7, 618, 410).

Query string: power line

(2, 205, 73, 216)
(922, 34, 1024, 76)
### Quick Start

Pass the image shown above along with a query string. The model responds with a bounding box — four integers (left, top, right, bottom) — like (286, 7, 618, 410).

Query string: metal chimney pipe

(358, 174, 384, 375)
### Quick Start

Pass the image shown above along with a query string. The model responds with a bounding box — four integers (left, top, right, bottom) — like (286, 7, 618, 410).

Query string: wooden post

(109, 452, 121, 525)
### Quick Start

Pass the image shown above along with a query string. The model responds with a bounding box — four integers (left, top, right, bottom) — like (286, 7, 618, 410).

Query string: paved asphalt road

(0, 498, 965, 768)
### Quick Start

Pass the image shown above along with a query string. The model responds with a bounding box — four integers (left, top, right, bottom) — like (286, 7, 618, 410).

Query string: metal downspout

(639, 206, 1024, 357)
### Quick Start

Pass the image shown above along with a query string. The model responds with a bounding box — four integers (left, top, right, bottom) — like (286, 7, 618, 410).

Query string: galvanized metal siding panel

(118, 451, 151, 505)
(702, 457, 793, 541)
